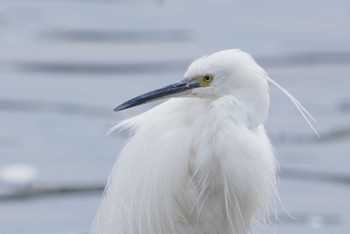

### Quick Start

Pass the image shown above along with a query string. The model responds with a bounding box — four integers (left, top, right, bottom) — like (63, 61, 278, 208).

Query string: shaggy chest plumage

(92, 97, 277, 234)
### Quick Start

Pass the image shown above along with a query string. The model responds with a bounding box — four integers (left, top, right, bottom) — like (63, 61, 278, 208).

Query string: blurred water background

(0, 0, 350, 233)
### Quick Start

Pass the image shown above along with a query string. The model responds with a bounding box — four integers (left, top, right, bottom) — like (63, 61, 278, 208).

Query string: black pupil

(204, 76, 210, 81)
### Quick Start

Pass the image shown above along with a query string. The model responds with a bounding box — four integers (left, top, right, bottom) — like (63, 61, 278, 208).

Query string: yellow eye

(202, 74, 213, 84)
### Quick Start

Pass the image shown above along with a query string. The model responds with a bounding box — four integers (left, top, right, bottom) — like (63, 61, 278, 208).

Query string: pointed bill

(114, 81, 200, 112)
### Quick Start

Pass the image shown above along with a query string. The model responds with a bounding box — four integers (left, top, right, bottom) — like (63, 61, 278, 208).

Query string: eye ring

(202, 75, 213, 83)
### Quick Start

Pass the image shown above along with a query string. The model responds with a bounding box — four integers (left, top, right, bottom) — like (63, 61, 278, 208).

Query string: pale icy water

(0, 0, 350, 233)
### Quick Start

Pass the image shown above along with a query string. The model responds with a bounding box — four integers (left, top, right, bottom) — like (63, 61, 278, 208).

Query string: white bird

(91, 49, 316, 234)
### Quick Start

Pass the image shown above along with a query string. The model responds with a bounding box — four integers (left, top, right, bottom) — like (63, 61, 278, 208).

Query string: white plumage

(91, 49, 315, 234)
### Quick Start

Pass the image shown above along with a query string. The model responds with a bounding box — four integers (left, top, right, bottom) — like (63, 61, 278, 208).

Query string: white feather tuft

(266, 77, 320, 137)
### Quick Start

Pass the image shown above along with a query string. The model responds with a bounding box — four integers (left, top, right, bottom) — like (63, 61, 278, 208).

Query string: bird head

(114, 49, 270, 119)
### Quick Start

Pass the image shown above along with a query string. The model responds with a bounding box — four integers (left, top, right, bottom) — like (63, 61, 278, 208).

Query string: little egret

(91, 49, 316, 234)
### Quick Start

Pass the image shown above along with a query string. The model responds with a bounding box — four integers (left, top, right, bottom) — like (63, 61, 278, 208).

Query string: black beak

(114, 81, 200, 112)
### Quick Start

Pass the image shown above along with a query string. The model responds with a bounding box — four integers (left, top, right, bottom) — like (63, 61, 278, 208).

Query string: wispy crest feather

(266, 77, 319, 137)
